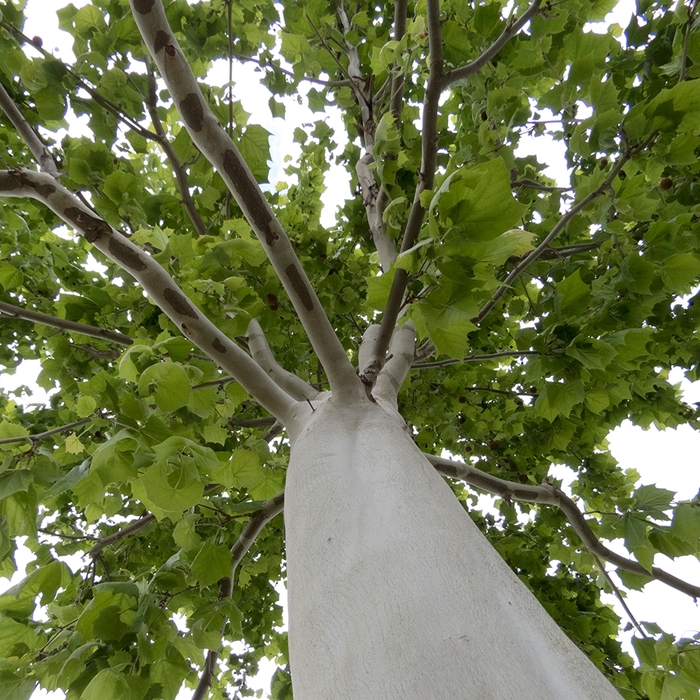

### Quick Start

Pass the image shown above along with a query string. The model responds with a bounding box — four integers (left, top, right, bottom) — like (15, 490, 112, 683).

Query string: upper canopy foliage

(0, 0, 699, 697)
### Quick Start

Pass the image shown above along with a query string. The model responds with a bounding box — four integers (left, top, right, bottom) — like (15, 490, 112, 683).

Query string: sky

(1, 0, 699, 697)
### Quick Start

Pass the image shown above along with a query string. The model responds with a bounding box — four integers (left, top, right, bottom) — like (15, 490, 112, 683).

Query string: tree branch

(0, 299, 133, 346)
(412, 350, 540, 369)
(246, 319, 320, 402)
(511, 177, 569, 193)
(88, 512, 156, 557)
(374, 320, 415, 406)
(130, 0, 364, 403)
(0, 169, 298, 423)
(389, 0, 408, 122)
(472, 145, 642, 325)
(427, 453, 700, 599)
(0, 82, 59, 175)
(192, 491, 285, 700)
(365, 0, 444, 381)
(145, 59, 208, 237)
(0, 417, 92, 447)
(442, 0, 542, 87)
(0, 21, 154, 142)
(244, 52, 350, 87)
(680, 0, 700, 82)
(335, 0, 397, 272)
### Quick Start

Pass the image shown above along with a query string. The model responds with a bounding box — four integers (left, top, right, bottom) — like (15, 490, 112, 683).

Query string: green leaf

(534, 381, 585, 422)
(138, 362, 191, 413)
(555, 270, 591, 316)
(238, 125, 271, 181)
(365, 268, 396, 311)
(191, 540, 232, 586)
(661, 253, 700, 292)
(0, 671, 35, 700)
(0, 561, 70, 618)
(0, 470, 31, 500)
(670, 503, 700, 552)
(438, 159, 527, 244)
(136, 461, 203, 516)
(416, 280, 479, 358)
(76, 395, 97, 417)
(80, 668, 131, 700)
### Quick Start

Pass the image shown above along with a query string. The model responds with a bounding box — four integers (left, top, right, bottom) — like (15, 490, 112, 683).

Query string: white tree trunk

(285, 398, 622, 699)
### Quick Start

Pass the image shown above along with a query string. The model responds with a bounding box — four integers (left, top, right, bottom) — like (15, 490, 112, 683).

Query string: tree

(0, 0, 699, 696)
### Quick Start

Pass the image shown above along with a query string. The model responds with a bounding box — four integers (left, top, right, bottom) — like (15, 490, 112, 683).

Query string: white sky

(2, 0, 699, 698)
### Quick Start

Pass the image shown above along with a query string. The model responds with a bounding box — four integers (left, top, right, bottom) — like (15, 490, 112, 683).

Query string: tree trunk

(285, 397, 623, 699)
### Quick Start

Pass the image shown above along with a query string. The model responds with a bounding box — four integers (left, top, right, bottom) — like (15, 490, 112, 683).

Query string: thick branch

(472, 148, 638, 325)
(0, 418, 92, 447)
(0, 299, 133, 346)
(427, 454, 700, 599)
(0, 169, 297, 423)
(130, 0, 363, 402)
(145, 59, 208, 237)
(193, 491, 285, 700)
(0, 82, 59, 175)
(442, 0, 542, 86)
(374, 321, 415, 406)
(366, 0, 444, 380)
(246, 319, 320, 402)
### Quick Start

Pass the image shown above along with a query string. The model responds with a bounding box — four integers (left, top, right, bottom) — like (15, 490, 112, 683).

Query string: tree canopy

(0, 0, 699, 698)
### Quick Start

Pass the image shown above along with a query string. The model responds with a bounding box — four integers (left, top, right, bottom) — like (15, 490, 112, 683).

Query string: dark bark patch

(0, 172, 23, 190)
(512, 489, 535, 501)
(212, 338, 227, 353)
(35, 182, 56, 197)
(64, 207, 111, 242)
(285, 264, 313, 311)
(154, 30, 171, 54)
(180, 93, 204, 132)
(222, 149, 278, 246)
(132, 0, 155, 13)
(164, 288, 198, 318)
(108, 238, 147, 271)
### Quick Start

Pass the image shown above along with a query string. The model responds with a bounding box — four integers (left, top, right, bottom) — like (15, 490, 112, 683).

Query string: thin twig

(412, 350, 539, 369)
(511, 177, 570, 192)
(0, 299, 133, 346)
(592, 553, 648, 639)
(442, 0, 542, 86)
(145, 58, 208, 236)
(389, 0, 408, 122)
(680, 0, 700, 82)
(0, 418, 93, 446)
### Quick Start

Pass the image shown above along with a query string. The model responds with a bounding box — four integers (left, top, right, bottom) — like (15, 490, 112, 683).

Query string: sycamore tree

(1, 0, 700, 697)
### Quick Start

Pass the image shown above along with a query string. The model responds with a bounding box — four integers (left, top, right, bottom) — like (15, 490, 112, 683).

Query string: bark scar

(284, 264, 314, 311)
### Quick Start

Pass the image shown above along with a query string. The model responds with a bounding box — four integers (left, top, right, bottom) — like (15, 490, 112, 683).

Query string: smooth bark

(284, 397, 623, 699)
